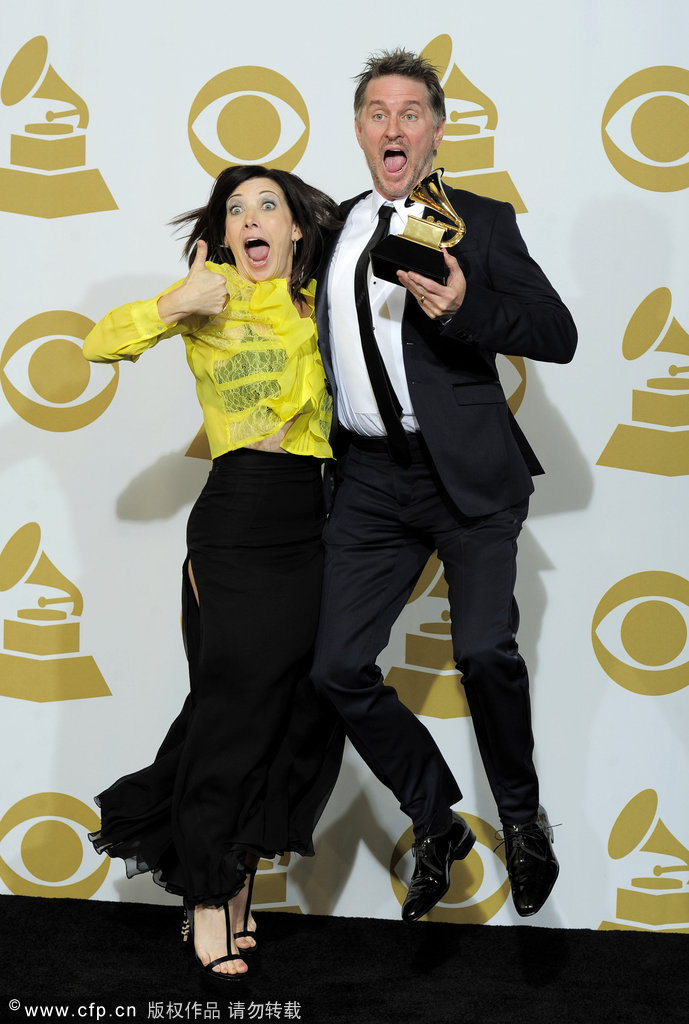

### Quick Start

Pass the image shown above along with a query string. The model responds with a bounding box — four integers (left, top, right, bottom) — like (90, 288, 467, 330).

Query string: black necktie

(353, 204, 410, 464)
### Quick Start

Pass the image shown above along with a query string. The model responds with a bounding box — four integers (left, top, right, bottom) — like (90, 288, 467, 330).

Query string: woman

(85, 165, 344, 981)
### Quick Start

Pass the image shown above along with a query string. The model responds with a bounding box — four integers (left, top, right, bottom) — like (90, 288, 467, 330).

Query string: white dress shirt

(327, 190, 422, 436)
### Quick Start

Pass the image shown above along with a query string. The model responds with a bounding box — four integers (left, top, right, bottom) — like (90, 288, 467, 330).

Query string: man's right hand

(158, 239, 229, 324)
(397, 249, 466, 322)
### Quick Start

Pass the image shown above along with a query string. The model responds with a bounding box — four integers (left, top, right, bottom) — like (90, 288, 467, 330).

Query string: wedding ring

(419, 294, 425, 305)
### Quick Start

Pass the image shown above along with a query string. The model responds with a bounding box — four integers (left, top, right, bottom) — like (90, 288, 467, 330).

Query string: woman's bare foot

(193, 904, 248, 977)
(231, 872, 258, 952)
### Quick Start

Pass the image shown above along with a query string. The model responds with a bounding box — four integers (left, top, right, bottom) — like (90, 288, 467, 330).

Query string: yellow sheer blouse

(83, 264, 332, 459)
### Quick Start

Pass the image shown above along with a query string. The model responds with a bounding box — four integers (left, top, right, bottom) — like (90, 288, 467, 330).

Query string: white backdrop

(1, 0, 688, 933)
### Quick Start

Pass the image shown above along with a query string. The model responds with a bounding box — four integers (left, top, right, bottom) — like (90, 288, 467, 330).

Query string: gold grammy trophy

(420, 35, 526, 212)
(0, 522, 109, 701)
(370, 168, 466, 285)
(598, 288, 689, 476)
(600, 789, 689, 932)
(0, 35, 116, 218)
(384, 553, 470, 719)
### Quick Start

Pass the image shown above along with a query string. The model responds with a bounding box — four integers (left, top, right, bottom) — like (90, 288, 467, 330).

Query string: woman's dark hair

(171, 165, 342, 300)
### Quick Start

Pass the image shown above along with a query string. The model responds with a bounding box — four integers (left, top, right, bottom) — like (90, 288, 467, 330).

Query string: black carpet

(1, 895, 685, 1023)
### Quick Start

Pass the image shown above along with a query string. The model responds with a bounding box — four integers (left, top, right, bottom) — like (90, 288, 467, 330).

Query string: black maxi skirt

(90, 448, 344, 907)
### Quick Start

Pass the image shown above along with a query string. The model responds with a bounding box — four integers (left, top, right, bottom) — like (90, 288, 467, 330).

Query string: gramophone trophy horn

(24, 551, 84, 618)
(31, 65, 89, 131)
(1, 35, 89, 132)
(640, 818, 689, 877)
(370, 168, 466, 286)
(0, 521, 83, 618)
(406, 169, 466, 249)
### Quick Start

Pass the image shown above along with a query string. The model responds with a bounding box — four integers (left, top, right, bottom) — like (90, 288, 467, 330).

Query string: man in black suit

(311, 48, 577, 922)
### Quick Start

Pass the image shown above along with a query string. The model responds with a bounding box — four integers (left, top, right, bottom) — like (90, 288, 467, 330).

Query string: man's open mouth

(383, 148, 407, 173)
(244, 237, 270, 265)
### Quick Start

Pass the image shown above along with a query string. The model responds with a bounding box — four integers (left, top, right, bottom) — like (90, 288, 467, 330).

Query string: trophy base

(0, 166, 117, 218)
(597, 423, 689, 476)
(0, 651, 110, 701)
(371, 234, 449, 286)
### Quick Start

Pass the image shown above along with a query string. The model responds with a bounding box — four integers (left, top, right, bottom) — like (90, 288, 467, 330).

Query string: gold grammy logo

(0, 35, 116, 218)
(0, 793, 109, 898)
(598, 288, 689, 476)
(600, 790, 689, 932)
(385, 552, 470, 719)
(592, 570, 689, 696)
(252, 853, 302, 914)
(0, 522, 110, 702)
(188, 65, 309, 178)
(390, 813, 510, 923)
(602, 66, 689, 192)
(420, 34, 526, 211)
(186, 424, 211, 461)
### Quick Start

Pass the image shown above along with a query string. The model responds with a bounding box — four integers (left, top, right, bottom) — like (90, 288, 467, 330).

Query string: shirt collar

(369, 189, 422, 226)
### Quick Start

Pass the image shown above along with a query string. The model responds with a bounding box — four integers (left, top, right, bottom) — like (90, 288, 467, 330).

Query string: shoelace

(492, 821, 561, 857)
(412, 835, 434, 856)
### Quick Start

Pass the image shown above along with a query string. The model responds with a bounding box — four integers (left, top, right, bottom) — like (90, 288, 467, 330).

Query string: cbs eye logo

(188, 66, 309, 177)
(0, 793, 109, 898)
(592, 571, 689, 695)
(602, 66, 689, 191)
(390, 813, 510, 923)
(1, 310, 118, 431)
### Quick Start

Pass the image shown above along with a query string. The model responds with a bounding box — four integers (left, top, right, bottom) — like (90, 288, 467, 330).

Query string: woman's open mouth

(244, 237, 270, 267)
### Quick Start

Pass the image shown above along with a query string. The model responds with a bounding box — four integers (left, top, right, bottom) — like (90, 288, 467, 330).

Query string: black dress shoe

(402, 812, 476, 923)
(502, 804, 559, 917)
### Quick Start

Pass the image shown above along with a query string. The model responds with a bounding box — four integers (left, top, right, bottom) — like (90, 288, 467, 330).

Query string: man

(312, 49, 577, 922)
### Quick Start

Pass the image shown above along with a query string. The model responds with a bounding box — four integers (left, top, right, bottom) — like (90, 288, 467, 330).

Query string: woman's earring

(292, 239, 297, 257)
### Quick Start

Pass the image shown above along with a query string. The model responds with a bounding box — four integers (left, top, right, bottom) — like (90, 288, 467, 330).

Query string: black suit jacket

(315, 186, 577, 517)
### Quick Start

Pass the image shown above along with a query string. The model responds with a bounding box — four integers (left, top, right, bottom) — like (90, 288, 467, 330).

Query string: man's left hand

(397, 249, 466, 321)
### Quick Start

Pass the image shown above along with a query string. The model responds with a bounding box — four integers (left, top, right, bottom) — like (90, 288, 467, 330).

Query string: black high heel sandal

(233, 869, 258, 954)
(182, 901, 247, 981)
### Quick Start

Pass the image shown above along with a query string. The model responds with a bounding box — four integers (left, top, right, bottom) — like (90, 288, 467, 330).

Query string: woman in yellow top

(85, 165, 344, 982)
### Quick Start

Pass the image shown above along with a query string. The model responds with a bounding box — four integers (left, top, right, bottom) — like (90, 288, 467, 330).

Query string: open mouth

(244, 237, 270, 266)
(383, 148, 407, 174)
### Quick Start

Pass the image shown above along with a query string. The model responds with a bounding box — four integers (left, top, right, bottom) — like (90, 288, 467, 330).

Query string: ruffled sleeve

(83, 292, 186, 363)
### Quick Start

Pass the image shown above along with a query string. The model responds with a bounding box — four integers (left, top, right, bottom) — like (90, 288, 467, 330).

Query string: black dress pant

(311, 435, 539, 835)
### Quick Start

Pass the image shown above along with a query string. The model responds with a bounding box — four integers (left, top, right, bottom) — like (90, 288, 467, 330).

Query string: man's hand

(397, 249, 466, 321)
(158, 240, 229, 324)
